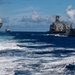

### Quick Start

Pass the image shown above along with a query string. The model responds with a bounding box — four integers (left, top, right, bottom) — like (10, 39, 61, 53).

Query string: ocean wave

(0, 32, 75, 75)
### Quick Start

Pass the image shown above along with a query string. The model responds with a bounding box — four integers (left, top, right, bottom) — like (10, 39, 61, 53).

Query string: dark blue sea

(0, 32, 75, 75)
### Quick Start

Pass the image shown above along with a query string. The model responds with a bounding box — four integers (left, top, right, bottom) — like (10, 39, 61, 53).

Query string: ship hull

(47, 29, 75, 37)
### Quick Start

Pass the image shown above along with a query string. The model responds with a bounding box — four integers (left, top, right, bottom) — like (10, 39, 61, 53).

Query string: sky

(0, 0, 75, 32)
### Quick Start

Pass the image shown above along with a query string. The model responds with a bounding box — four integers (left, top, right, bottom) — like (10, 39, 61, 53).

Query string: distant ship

(5, 26, 10, 32)
(47, 15, 75, 36)
(0, 18, 3, 28)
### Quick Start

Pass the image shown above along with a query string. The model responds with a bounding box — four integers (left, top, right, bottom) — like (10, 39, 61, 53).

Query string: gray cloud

(2, 17, 10, 24)
(2, 12, 52, 28)
(1, 12, 53, 31)
(19, 12, 51, 25)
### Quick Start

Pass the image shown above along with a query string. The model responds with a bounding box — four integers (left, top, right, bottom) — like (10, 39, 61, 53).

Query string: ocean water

(0, 32, 75, 75)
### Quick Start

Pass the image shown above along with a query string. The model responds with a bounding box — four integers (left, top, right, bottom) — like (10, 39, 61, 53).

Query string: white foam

(0, 39, 24, 51)
(0, 51, 74, 75)
(18, 42, 53, 47)
(0, 35, 75, 75)
(0, 56, 23, 75)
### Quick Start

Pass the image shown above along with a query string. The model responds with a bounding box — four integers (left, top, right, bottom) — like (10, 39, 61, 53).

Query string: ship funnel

(0, 18, 3, 28)
(55, 15, 60, 22)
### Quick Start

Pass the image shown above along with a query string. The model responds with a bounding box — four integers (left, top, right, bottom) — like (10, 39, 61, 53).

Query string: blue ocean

(0, 32, 75, 75)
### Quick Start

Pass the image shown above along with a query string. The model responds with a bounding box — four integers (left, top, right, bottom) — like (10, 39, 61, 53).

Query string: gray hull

(47, 29, 75, 37)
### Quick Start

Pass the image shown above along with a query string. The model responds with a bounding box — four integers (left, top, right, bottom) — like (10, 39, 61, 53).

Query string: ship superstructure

(50, 16, 72, 33)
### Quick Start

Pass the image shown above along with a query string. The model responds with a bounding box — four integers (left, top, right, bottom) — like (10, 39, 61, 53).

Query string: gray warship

(0, 18, 2, 28)
(5, 26, 10, 32)
(47, 16, 75, 36)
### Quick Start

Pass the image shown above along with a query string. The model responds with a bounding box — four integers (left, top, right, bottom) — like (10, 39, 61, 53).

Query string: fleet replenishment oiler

(47, 16, 75, 36)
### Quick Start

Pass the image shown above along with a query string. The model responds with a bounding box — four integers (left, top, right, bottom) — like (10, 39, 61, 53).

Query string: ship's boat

(47, 16, 75, 36)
